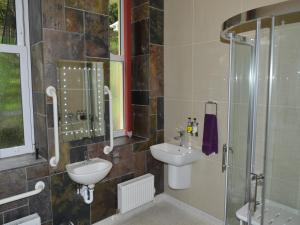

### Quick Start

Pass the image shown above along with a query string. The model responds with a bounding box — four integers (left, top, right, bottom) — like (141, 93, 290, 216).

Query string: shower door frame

(224, 17, 275, 225)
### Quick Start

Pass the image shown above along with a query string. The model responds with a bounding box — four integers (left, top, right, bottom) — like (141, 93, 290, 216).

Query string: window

(109, 0, 126, 137)
(0, 0, 33, 158)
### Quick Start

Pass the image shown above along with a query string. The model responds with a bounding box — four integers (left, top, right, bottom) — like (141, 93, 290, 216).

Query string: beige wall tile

(192, 41, 229, 102)
(165, 0, 194, 46)
(193, 0, 242, 43)
(269, 177, 299, 208)
(165, 45, 193, 100)
(241, 0, 287, 11)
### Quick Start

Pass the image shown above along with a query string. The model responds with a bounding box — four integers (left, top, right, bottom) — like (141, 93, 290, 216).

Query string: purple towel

(202, 114, 218, 156)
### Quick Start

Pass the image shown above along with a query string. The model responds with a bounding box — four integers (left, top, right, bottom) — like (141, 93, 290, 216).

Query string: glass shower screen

(226, 39, 253, 225)
(222, 2, 300, 224)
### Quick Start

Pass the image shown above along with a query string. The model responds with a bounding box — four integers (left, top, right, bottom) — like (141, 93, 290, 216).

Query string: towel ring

(205, 101, 218, 116)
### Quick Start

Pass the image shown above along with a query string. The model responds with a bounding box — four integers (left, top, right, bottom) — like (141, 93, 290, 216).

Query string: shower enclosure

(221, 1, 300, 224)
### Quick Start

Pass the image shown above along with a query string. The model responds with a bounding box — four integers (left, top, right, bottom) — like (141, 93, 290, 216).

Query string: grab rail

(46, 86, 60, 167)
(0, 181, 45, 205)
(103, 86, 114, 154)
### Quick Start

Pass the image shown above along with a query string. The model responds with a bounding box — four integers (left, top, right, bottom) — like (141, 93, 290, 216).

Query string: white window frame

(0, 0, 34, 158)
(110, 0, 126, 138)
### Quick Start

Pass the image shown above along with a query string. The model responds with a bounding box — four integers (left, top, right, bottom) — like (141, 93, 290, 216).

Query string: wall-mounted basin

(150, 143, 201, 189)
(150, 143, 201, 166)
(66, 158, 112, 204)
(66, 158, 112, 185)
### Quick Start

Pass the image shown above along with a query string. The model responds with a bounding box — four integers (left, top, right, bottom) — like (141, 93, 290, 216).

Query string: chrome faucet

(174, 128, 186, 146)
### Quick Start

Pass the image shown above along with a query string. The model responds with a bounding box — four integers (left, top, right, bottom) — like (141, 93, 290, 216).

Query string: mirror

(57, 60, 105, 142)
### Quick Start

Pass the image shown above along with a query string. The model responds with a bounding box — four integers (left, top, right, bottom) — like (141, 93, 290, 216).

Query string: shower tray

(236, 200, 300, 225)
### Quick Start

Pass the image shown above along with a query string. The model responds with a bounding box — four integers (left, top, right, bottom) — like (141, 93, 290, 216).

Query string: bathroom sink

(150, 143, 201, 189)
(66, 158, 112, 186)
(150, 143, 201, 167)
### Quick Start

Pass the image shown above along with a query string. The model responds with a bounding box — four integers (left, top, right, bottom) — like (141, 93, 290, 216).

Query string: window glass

(110, 61, 124, 131)
(0, 0, 17, 45)
(0, 52, 24, 148)
(109, 0, 121, 55)
(0, 0, 33, 158)
(109, 0, 125, 135)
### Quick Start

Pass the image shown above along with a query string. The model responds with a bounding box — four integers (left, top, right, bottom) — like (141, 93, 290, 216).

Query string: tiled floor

(107, 201, 215, 225)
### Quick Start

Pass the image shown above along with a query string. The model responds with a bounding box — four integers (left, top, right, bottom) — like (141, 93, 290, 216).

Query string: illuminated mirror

(57, 61, 105, 142)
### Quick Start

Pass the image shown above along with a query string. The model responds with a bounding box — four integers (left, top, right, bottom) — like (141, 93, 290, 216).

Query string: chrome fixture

(250, 173, 265, 213)
(221, 0, 300, 42)
(221, 144, 233, 173)
(174, 128, 186, 147)
(205, 101, 217, 116)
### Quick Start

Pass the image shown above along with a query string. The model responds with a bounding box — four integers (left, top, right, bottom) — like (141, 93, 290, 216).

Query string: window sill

(113, 135, 148, 147)
(0, 153, 47, 172)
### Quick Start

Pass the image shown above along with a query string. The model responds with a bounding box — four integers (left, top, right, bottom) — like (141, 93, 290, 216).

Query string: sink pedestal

(150, 143, 201, 190)
(168, 164, 192, 189)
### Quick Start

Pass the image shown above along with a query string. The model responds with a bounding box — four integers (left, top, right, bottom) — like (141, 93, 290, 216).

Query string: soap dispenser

(192, 118, 199, 137)
(186, 117, 193, 134)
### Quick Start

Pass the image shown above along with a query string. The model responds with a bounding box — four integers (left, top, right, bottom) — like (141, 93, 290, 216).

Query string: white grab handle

(103, 86, 114, 154)
(46, 86, 60, 167)
(0, 181, 45, 205)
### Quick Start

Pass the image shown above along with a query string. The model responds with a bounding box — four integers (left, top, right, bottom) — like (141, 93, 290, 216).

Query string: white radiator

(4, 214, 41, 225)
(118, 174, 155, 214)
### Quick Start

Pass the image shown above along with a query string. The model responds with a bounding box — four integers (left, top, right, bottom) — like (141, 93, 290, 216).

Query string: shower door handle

(222, 144, 233, 172)
(222, 144, 227, 172)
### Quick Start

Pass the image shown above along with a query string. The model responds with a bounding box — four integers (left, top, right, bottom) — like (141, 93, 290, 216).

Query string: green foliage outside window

(109, 0, 120, 55)
(0, 52, 24, 148)
(0, 0, 16, 44)
(110, 61, 124, 131)
(0, 0, 22, 148)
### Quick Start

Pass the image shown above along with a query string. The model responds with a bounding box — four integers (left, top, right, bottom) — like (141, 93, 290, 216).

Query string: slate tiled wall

(131, 0, 165, 194)
(0, 0, 164, 224)
(132, 0, 164, 146)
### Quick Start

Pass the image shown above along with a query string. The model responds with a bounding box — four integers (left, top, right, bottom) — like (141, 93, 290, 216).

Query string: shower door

(225, 18, 273, 225)
(225, 38, 253, 225)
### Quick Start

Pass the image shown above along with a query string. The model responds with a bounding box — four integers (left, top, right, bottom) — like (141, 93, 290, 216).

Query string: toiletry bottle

(186, 118, 190, 133)
(191, 119, 194, 136)
(193, 118, 199, 137)
(187, 118, 193, 134)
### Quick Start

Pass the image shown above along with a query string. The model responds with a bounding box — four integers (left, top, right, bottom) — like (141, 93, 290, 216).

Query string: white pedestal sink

(150, 143, 201, 189)
(66, 158, 112, 204)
